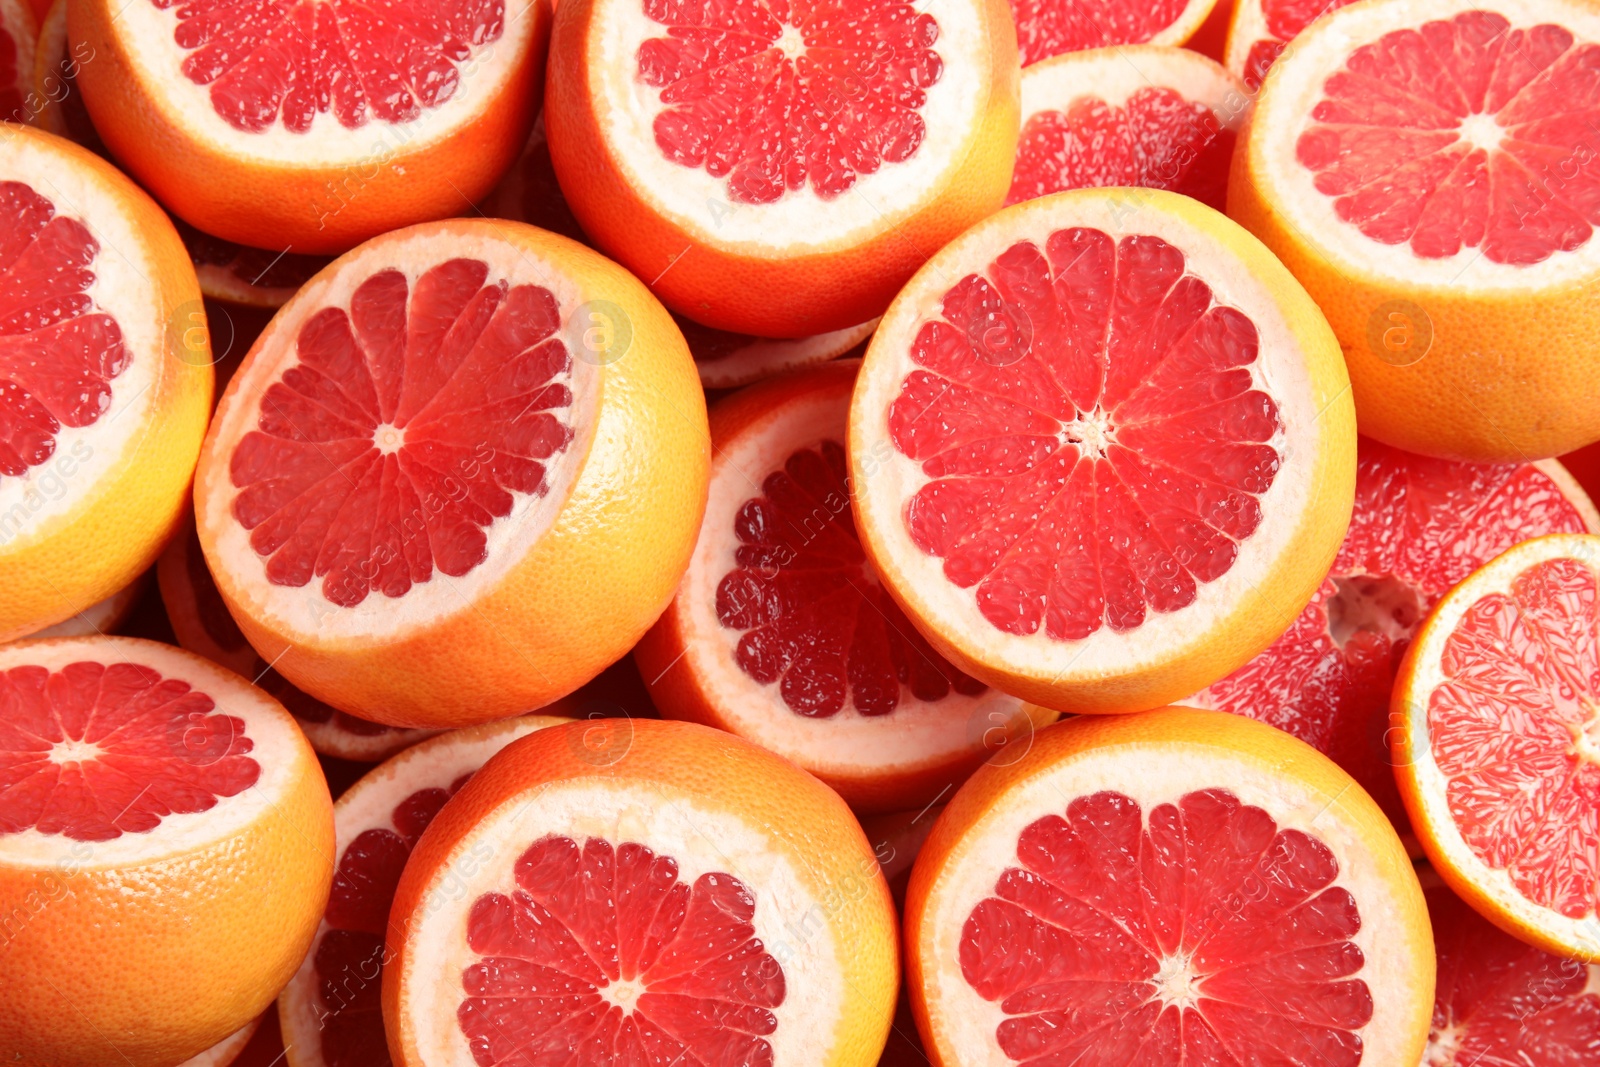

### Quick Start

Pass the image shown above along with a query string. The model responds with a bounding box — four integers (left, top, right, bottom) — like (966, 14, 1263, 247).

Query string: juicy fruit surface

(638, 0, 944, 204)
(1427, 555, 1600, 919)
(1198, 441, 1590, 829)
(1012, 0, 1188, 65)
(961, 788, 1372, 1064)
(1241, 0, 1356, 89)
(229, 258, 576, 608)
(0, 182, 129, 479)
(0, 661, 258, 841)
(1425, 885, 1600, 1063)
(717, 439, 986, 717)
(151, 0, 506, 132)
(1008, 89, 1235, 210)
(460, 834, 786, 1064)
(888, 228, 1280, 640)
(1296, 10, 1600, 266)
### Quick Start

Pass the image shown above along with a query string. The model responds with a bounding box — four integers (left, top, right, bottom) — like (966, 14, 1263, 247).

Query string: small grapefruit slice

(1012, 0, 1219, 66)
(849, 187, 1356, 713)
(1394, 532, 1600, 960)
(195, 219, 709, 728)
(1009, 45, 1246, 212)
(180, 1019, 263, 1067)
(0, 635, 334, 1067)
(278, 713, 569, 1067)
(906, 707, 1435, 1066)
(0, 125, 212, 641)
(27, 0, 98, 149)
(28, 572, 147, 640)
(1, 0, 37, 123)
(177, 219, 331, 310)
(545, 0, 1020, 337)
(1224, 0, 1355, 88)
(1232, 0, 1600, 462)
(69, 0, 551, 254)
(636, 360, 1052, 812)
(1191, 440, 1599, 836)
(159, 514, 439, 762)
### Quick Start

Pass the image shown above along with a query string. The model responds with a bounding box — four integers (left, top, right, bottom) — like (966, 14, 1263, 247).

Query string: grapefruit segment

(1011, 0, 1220, 65)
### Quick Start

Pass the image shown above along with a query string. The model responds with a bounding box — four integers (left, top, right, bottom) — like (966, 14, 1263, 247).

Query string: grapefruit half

(179, 1019, 263, 1067)
(906, 708, 1435, 1066)
(849, 187, 1356, 714)
(1012, 0, 1221, 66)
(1223, 0, 1356, 88)
(194, 219, 710, 729)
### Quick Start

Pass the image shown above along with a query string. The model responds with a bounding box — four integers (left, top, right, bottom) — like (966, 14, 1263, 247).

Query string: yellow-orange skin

(0, 127, 212, 642)
(905, 707, 1434, 1066)
(1228, 9, 1600, 463)
(544, 0, 1021, 338)
(195, 220, 710, 729)
(383, 719, 900, 1067)
(0, 638, 334, 1067)
(68, 0, 550, 255)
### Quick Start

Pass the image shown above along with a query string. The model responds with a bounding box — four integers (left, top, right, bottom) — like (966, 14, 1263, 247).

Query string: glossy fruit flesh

(638, 0, 943, 204)
(718, 439, 986, 718)
(0, 181, 129, 479)
(1296, 10, 1600, 266)
(961, 788, 1372, 1064)
(459, 834, 786, 1064)
(888, 227, 1280, 641)
(1012, 0, 1188, 65)
(0, 661, 258, 841)
(228, 258, 576, 608)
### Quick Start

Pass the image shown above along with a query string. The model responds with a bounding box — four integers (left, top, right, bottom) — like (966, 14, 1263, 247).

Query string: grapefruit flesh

(1230, 0, 1358, 89)
(1192, 441, 1596, 833)
(1011, 0, 1216, 66)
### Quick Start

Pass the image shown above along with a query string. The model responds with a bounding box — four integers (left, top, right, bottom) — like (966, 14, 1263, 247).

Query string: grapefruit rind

(693, 318, 880, 390)
(179, 1019, 262, 1067)
(849, 188, 1355, 713)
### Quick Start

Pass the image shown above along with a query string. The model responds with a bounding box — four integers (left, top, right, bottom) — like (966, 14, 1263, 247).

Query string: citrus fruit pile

(4, 0, 1600, 1061)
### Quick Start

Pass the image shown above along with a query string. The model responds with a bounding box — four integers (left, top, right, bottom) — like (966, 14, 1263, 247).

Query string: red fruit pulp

(1242, 0, 1358, 90)
(1011, 0, 1190, 66)
(0, 661, 259, 842)
(460, 835, 786, 1065)
(962, 789, 1371, 1064)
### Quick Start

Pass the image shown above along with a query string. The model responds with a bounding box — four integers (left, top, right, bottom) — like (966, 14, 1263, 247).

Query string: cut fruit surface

(1, 0, 37, 123)
(1395, 532, 1600, 960)
(195, 219, 709, 728)
(0, 124, 211, 642)
(1191, 441, 1598, 835)
(1230, 0, 1600, 461)
(906, 708, 1434, 1067)
(278, 713, 568, 1067)
(637, 360, 1052, 812)
(178, 220, 331, 309)
(849, 187, 1355, 713)
(0, 636, 333, 1067)
(1012, 0, 1219, 65)
(1009, 45, 1246, 211)
(544, 0, 1020, 336)
(383, 719, 898, 1067)
(70, 0, 550, 252)
(1223, 0, 1356, 89)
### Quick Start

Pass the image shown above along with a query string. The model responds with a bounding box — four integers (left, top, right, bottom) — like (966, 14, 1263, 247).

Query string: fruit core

(229, 258, 576, 608)
(638, 0, 944, 204)
(888, 228, 1281, 640)
(717, 439, 985, 717)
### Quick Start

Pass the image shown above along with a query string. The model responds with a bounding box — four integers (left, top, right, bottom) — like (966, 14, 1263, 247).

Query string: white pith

(1400, 533, 1600, 958)
(0, 637, 311, 870)
(695, 318, 880, 390)
(398, 779, 847, 1066)
(586, 0, 995, 252)
(278, 714, 566, 1067)
(917, 744, 1429, 1066)
(0, 135, 164, 545)
(1249, 0, 1600, 289)
(852, 191, 1324, 684)
(176, 1018, 261, 1067)
(1020, 44, 1249, 130)
(199, 226, 601, 644)
(106, 0, 537, 165)
(675, 373, 1027, 784)
(28, 574, 143, 639)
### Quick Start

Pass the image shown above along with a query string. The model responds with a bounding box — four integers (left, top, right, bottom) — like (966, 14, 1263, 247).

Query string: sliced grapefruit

(1012, 0, 1220, 66)
(544, 0, 1020, 337)
(194, 219, 709, 728)
(178, 219, 332, 310)
(180, 1019, 263, 1067)
(159, 514, 439, 762)
(69, 0, 551, 254)
(26, 0, 98, 148)
(849, 187, 1356, 714)
(1, 0, 37, 123)
(1224, 0, 1354, 88)
(636, 360, 1053, 812)
(1191, 440, 1599, 836)
(1394, 532, 1600, 960)
(1232, 0, 1600, 462)
(0, 635, 334, 1067)
(906, 707, 1435, 1066)
(0, 125, 212, 641)
(278, 713, 569, 1067)
(27, 572, 146, 640)
(1009, 44, 1246, 211)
